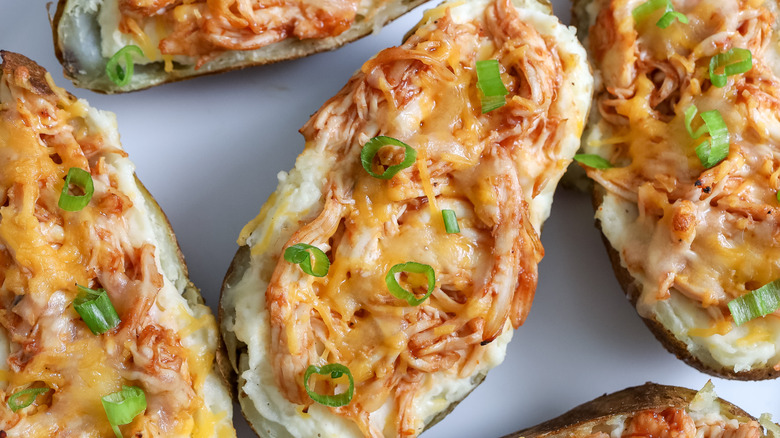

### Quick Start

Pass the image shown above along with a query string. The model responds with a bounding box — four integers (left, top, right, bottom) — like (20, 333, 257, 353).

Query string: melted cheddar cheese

(222, 0, 592, 437)
(0, 52, 234, 437)
(582, 0, 780, 372)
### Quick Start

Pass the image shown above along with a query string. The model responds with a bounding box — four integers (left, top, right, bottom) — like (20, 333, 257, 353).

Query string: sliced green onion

(684, 105, 708, 138)
(385, 262, 435, 306)
(759, 414, 780, 438)
(686, 105, 730, 168)
(102, 386, 147, 438)
(776, 190, 780, 203)
(632, 0, 667, 20)
(476, 59, 508, 113)
(656, 9, 688, 28)
(728, 279, 780, 326)
(105, 45, 144, 87)
(442, 209, 460, 234)
(360, 136, 417, 179)
(73, 285, 121, 335)
(58, 167, 94, 211)
(633, 0, 687, 28)
(8, 387, 49, 412)
(284, 243, 330, 277)
(709, 48, 752, 88)
(574, 154, 613, 169)
(303, 363, 354, 407)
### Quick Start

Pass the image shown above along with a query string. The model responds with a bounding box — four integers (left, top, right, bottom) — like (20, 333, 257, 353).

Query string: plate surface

(0, 1, 777, 437)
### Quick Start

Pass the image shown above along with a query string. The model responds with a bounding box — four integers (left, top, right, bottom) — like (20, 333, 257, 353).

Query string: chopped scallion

(73, 285, 121, 335)
(8, 387, 49, 412)
(442, 209, 460, 234)
(709, 48, 752, 88)
(284, 243, 330, 277)
(574, 154, 613, 169)
(476, 59, 508, 113)
(385, 262, 435, 306)
(303, 363, 354, 407)
(360, 136, 417, 180)
(633, 0, 688, 28)
(728, 279, 780, 326)
(102, 386, 147, 438)
(656, 9, 688, 28)
(58, 167, 94, 211)
(685, 105, 730, 168)
(105, 45, 144, 87)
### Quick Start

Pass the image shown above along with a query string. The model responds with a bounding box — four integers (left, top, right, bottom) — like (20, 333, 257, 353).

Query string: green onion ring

(686, 105, 730, 168)
(8, 387, 49, 412)
(656, 9, 688, 28)
(303, 363, 354, 407)
(73, 285, 121, 335)
(360, 136, 417, 179)
(284, 243, 330, 277)
(105, 45, 144, 87)
(633, 0, 688, 28)
(632, 0, 667, 20)
(709, 48, 752, 88)
(476, 59, 508, 113)
(58, 167, 94, 212)
(102, 386, 147, 438)
(728, 279, 780, 326)
(385, 262, 436, 306)
(684, 105, 708, 139)
(573, 154, 613, 169)
(442, 209, 460, 234)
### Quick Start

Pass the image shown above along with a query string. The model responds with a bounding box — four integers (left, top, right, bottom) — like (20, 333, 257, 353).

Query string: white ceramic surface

(0, 1, 777, 437)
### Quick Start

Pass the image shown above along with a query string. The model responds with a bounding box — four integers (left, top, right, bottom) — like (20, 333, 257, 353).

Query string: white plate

(0, 1, 777, 437)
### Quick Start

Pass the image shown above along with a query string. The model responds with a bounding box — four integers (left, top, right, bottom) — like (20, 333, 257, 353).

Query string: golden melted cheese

(0, 54, 233, 436)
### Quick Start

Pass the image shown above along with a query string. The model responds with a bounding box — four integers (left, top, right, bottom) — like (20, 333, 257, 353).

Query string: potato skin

(50, 0, 431, 93)
(502, 382, 755, 438)
(571, 0, 780, 381)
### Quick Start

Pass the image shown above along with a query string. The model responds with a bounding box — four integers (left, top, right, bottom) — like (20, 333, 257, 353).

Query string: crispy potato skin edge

(501, 382, 756, 438)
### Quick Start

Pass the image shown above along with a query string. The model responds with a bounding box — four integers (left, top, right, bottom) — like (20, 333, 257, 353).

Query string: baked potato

(0, 51, 234, 437)
(573, 0, 780, 379)
(504, 382, 778, 438)
(218, 0, 592, 436)
(51, 0, 431, 93)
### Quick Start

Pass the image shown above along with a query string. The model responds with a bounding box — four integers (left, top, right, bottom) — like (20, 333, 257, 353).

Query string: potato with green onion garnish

(573, 0, 780, 380)
(0, 51, 234, 437)
(51, 0, 432, 93)
(218, 0, 593, 436)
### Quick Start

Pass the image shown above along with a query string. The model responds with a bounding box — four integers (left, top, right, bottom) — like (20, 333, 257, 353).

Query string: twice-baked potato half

(0, 51, 234, 437)
(574, 0, 780, 379)
(218, 0, 592, 436)
(504, 382, 779, 438)
(52, 0, 431, 93)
